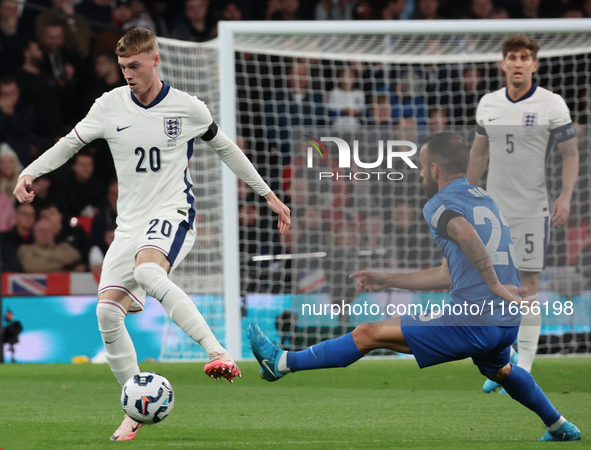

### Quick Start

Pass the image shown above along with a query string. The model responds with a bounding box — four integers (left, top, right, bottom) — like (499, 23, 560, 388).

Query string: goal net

(158, 21, 591, 360)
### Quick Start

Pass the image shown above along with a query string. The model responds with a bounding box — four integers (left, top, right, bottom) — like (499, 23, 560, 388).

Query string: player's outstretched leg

(492, 363, 581, 441)
(134, 262, 241, 382)
(248, 323, 365, 381)
(110, 415, 143, 441)
(483, 346, 518, 393)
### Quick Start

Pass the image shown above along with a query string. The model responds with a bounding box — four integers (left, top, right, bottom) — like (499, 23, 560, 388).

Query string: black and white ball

(121, 372, 175, 424)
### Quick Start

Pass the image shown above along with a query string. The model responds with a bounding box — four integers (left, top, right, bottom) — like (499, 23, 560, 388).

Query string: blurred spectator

(35, 0, 91, 60)
(265, 62, 327, 164)
(0, 202, 35, 271)
(17, 217, 81, 273)
(60, 151, 106, 217)
(352, 0, 374, 19)
(413, 0, 443, 20)
(469, 0, 494, 19)
(0, 0, 26, 77)
(39, 20, 84, 127)
(323, 223, 359, 317)
(315, 0, 354, 20)
(584, 0, 591, 17)
(238, 196, 280, 292)
(366, 94, 393, 125)
(413, 0, 441, 19)
(390, 72, 427, 125)
(90, 179, 117, 248)
(76, 0, 114, 35)
(89, 222, 115, 273)
(491, 8, 509, 19)
(112, 0, 156, 34)
(29, 176, 58, 211)
(81, 52, 124, 115)
(14, 39, 64, 148)
(562, 7, 584, 18)
(39, 202, 89, 270)
(381, 0, 406, 19)
(509, 0, 541, 19)
(271, 0, 305, 20)
(0, 77, 35, 166)
(0, 143, 22, 197)
(452, 66, 484, 125)
(428, 106, 450, 133)
(170, 0, 214, 42)
(328, 67, 365, 129)
(384, 200, 435, 268)
(221, 2, 243, 20)
(0, 190, 15, 231)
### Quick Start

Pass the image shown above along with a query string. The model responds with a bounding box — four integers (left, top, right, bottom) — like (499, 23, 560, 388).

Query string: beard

(422, 175, 439, 199)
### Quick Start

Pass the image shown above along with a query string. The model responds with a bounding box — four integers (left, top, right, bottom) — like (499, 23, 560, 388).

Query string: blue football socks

(286, 333, 364, 372)
(499, 364, 561, 427)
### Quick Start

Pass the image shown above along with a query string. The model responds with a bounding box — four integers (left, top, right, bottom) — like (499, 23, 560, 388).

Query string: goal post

(158, 19, 591, 361)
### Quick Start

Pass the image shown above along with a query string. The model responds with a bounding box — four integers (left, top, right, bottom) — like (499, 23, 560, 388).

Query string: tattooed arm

(446, 216, 524, 303)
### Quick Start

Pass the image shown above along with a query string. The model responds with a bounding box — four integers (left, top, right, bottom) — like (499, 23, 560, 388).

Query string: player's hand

(264, 191, 291, 235)
(13, 175, 35, 203)
(551, 192, 571, 227)
(349, 269, 389, 292)
(492, 284, 527, 304)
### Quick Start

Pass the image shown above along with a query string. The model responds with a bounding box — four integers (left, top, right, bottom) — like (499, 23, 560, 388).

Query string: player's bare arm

(552, 136, 579, 227)
(467, 135, 489, 185)
(446, 215, 525, 304)
(349, 259, 452, 292)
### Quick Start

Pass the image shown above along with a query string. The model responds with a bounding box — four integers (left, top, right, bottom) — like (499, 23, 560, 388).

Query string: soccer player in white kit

(467, 34, 579, 393)
(13, 28, 291, 441)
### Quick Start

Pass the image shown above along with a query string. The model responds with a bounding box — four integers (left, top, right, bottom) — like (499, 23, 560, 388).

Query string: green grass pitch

(1, 358, 589, 449)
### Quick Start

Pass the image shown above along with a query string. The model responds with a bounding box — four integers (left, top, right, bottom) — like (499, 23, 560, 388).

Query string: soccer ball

(121, 372, 175, 424)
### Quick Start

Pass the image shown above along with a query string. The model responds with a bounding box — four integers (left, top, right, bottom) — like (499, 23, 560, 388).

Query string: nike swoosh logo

(147, 236, 164, 240)
(105, 338, 118, 344)
(488, 117, 500, 122)
(117, 125, 132, 132)
(523, 257, 536, 261)
(131, 423, 140, 432)
(261, 359, 278, 378)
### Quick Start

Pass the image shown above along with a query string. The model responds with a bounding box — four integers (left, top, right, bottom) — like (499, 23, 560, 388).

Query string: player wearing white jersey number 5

(13, 28, 291, 441)
(467, 34, 579, 394)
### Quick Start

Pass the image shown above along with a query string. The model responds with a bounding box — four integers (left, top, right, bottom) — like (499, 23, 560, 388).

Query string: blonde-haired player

(468, 34, 579, 393)
(14, 28, 291, 441)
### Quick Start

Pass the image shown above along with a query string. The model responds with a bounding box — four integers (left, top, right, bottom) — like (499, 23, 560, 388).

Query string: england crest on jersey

(164, 118, 182, 139)
(522, 112, 538, 128)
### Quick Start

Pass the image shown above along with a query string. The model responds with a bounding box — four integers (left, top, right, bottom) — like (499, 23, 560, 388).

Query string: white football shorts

(506, 216, 549, 272)
(98, 210, 195, 313)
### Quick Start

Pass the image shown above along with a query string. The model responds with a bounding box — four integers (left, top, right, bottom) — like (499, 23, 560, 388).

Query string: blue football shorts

(400, 313, 518, 376)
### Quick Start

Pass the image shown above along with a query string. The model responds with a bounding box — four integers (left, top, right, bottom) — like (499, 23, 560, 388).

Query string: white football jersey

(476, 84, 575, 218)
(75, 83, 211, 236)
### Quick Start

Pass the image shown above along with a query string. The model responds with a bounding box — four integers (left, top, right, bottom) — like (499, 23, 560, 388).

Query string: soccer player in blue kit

(249, 132, 581, 441)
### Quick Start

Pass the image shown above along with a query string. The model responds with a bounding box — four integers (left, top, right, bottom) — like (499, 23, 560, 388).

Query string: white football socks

(96, 300, 140, 386)
(517, 294, 542, 373)
(548, 415, 567, 431)
(278, 352, 290, 373)
(134, 262, 226, 360)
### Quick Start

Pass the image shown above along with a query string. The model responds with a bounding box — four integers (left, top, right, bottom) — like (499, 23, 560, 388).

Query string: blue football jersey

(423, 177, 521, 325)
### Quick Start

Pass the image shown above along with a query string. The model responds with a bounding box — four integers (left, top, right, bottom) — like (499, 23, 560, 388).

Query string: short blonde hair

(115, 27, 159, 58)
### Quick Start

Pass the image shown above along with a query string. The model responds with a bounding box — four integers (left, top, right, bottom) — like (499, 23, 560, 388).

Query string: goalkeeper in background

(467, 34, 579, 393)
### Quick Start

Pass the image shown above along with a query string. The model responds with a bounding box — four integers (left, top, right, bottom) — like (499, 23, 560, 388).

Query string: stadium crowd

(0, 0, 590, 300)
